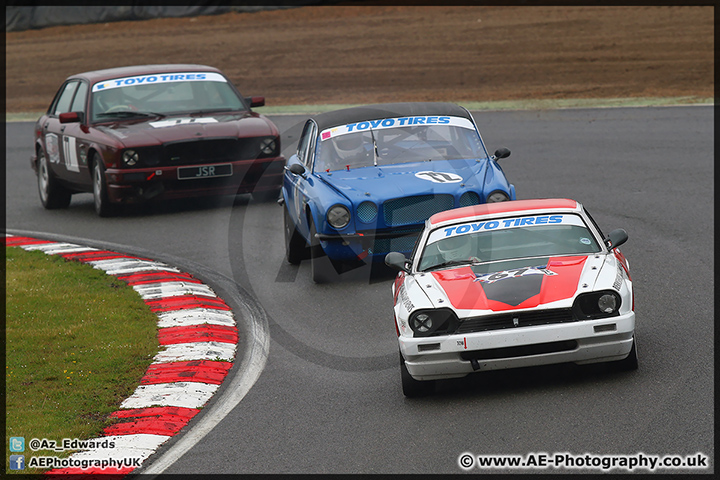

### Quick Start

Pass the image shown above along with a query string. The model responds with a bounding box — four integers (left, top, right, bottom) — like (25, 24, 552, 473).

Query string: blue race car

(280, 102, 515, 282)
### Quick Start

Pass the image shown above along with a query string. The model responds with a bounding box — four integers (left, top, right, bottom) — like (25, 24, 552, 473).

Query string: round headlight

(259, 138, 277, 155)
(598, 293, 617, 314)
(122, 150, 139, 166)
(413, 313, 433, 333)
(486, 191, 510, 203)
(327, 205, 350, 229)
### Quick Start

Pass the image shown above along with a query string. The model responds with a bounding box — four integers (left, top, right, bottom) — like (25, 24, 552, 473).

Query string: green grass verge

(5, 96, 714, 122)
(5, 247, 159, 474)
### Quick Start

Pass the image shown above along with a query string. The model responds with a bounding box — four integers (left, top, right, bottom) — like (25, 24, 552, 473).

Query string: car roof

(66, 64, 224, 83)
(429, 198, 581, 226)
(312, 102, 473, 131)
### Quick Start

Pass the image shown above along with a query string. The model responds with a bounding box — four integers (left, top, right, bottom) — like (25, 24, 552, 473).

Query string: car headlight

(327, 204, 350, 229)
(598, 293, 617, 313)
(408, 308, 459, 337)
(259, 137, 277, 156)
(572, 290, 622, 319)
(122, 150, 139, 166)
(486, 191, 510, 203)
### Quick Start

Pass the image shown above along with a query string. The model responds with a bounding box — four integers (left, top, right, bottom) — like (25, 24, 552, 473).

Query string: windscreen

(418, 213, 602, 272)
(90, 72, 245, 121)
(315, 115, 488, 172)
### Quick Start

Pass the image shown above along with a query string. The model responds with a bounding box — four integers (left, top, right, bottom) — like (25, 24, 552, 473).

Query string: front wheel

(92, 159, 117, 217)
(611, 336, 639, 372)
(400, 351, 434, 397)
(37, 149, 72, 209)
(284, 207, 308, 265)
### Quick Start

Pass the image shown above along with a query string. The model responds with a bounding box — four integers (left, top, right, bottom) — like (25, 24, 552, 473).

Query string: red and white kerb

(4, 234, 238, 476)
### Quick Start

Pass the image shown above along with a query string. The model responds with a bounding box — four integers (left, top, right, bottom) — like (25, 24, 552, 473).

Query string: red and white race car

(385, 198, 637, 397)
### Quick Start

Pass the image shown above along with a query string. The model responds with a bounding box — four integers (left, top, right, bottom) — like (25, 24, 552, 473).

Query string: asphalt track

(5, 104, 714, 474)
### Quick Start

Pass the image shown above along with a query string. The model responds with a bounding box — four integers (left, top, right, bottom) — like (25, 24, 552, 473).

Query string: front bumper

(105, 156, 284, 204)
(399, 312, 635, 380)
(315, 228, 421, 261)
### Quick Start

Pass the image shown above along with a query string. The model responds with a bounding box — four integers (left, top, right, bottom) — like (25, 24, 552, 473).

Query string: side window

(304, 122, 318, 169)
(70, 81, 88, 113)
(52, 81, 79, 116)
(296, 120, 315, 164)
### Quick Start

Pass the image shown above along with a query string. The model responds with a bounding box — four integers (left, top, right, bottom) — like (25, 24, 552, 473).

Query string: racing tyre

(37, 149, 72, 209)
(92, 159, 118, 217)
(612, 336, 639, 372)
(400, 351, 434, 397)
(284, 207, 308, 265)
(309, 218, 336, 283)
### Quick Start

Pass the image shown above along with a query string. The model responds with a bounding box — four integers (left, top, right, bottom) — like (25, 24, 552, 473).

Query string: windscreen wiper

(96, 111, 165, 119)
(423, 258, 481, 272)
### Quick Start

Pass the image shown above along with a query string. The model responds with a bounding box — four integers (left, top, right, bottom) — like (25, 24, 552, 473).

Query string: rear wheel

(284, 207, 308, 265)
(400, 351, 435, 397)
(37, 149, 72, 209)
(309, 217, 336, 283)
(92, 158, 117, 217)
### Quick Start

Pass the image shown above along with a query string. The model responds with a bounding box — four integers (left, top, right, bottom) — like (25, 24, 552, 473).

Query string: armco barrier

(6, 3, 323, 32)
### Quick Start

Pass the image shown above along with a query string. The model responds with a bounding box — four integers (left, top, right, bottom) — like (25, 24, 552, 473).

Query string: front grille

(455, 308, 575, 334)
(383, 194, 454, 226)
(163, 138, 242, 166)
(357, 201, 378, 223)
(129, 137, 279, 168)
(372, 232, 420, 254)
(459, 191, 480, 206)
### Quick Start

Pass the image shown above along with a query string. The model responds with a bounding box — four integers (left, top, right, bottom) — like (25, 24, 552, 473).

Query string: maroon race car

(31, 64, 285, 216)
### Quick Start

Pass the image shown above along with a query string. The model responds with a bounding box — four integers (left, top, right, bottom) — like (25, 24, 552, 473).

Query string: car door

(286, 120, 318, 236)
(42, 80, 90, 185)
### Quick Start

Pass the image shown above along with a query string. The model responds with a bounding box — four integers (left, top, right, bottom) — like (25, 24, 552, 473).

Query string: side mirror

(245, 96, 265, 108)
(59, 112, 81, 124)
(287, 163, 306, 176)
(385, 252, 411, 273)
(604, 228, 628, 250)
(492, 147, 511, 161)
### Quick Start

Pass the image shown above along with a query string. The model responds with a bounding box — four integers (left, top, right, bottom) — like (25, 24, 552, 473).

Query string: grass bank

(5, 247, 159, 474)
(5, 96, 714, 122)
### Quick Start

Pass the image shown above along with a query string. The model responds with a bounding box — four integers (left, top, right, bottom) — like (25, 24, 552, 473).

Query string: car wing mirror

(245, 96, 265, 108)
(286, 163, 306, 177)
(492, 147, 511, 161)
(385, 252, 411, 273)
(59, 112, 82, 124)
(604, 228, 628, 250)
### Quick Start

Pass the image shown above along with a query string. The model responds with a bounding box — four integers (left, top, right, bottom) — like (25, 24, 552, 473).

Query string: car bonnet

(95, 112, 272, 147)
(418, 254, 608, 314)
(315, 159, 487, 203)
